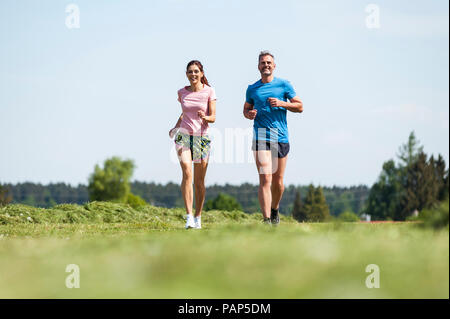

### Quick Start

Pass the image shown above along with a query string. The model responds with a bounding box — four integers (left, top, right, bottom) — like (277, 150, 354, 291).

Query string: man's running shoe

(263, 217, 272, 225)
(270, 208, 280, 225)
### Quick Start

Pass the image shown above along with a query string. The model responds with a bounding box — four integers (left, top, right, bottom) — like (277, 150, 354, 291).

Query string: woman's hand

(170, 114, 183, 138)
(198, 110, 209, 124)
(197, 110, 206, 119)
(169, 127, 178, 138)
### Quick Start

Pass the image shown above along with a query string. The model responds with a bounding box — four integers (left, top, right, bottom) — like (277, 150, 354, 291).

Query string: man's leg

(254, 150, 272, 219)
(271, 155, 288, 211)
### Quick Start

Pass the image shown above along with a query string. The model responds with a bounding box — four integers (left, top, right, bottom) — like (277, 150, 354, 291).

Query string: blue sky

(0, 0, 448, 187)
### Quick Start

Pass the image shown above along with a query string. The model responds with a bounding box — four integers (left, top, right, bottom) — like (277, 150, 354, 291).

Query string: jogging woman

(169, 60, 216, 229)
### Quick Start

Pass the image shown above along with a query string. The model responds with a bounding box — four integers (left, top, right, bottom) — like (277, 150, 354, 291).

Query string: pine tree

(365, 131, 444, 221)
(292, 190, 307, 222)
(310, 186, 331, 222)
(300, 184, 331, 222)
(435, 154, 449, 201)
(397, 131, 423, 168)
(302, 184, 314, 220)
(398, 152, 439, 220)
(365, 160, 403, 220)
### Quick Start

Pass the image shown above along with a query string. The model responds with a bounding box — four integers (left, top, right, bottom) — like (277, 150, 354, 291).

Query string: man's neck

(261, 75, 274, 84)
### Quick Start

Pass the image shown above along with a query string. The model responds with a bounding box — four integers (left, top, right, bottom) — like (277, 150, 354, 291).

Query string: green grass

(0, 202, 448, 298)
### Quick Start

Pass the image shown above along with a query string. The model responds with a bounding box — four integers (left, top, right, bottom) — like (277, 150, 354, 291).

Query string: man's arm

(268, 96, 303, 113)
(243, 102, 257, 120)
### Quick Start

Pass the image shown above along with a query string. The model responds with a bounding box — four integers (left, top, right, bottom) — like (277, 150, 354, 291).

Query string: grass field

(0, 202, 448, 299)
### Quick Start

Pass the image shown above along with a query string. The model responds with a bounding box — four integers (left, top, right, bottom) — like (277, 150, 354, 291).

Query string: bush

(205, 193, 242, 212)
(88, 157, 135, 202)
(126, 193, 147, 209)
(337, 211, 360, 222)
(419, 200, 449, 230)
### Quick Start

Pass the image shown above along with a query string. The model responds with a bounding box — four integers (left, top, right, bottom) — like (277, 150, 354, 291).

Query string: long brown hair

(186, 60, 210, 86)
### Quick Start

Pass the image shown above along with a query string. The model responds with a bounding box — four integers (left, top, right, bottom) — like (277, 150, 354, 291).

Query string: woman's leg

(177, 147, 193, 215)
(193, 159, 208, 217)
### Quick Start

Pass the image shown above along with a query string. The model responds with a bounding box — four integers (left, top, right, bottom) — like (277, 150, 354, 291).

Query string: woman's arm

(169, 113, 183, 138)
(198, 100, 216, 123)
(174, 113, 183, 127)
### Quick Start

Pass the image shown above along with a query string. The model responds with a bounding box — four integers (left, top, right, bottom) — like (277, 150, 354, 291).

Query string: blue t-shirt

(245, 77, 296, 143)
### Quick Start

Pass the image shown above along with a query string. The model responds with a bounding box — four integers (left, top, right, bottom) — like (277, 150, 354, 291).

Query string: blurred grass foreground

(0, 202, 448, 298)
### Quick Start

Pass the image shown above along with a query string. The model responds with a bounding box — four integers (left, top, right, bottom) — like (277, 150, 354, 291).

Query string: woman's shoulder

(178, 87, 189, 97)
(204, 85, 215, 92)
(205, 85, 217, 100)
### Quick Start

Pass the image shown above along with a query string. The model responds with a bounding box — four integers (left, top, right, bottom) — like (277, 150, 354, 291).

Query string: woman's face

(186, 64, 203, 85)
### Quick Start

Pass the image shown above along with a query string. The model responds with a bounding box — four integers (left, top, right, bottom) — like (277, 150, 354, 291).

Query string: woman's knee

(194, 179, 205, 191)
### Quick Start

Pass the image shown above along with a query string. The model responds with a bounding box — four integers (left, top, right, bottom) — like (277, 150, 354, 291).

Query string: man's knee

(259, 174, 272, 187)
(272, 176, 284, 191)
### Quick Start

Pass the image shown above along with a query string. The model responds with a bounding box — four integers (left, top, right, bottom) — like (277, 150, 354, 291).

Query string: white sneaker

(194, 216, 202, 229)
(185, 214, 195, 229)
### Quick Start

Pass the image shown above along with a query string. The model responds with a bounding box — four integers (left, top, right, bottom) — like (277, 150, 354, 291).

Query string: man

(243, 51, 303, 225)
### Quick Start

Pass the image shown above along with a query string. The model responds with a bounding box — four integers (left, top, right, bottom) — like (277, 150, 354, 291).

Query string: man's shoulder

(274, 77, 291, 86)
(247, 79, 262, 90)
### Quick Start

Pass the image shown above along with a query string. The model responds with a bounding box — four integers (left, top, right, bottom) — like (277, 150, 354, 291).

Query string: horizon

(1, 179, 371, 188)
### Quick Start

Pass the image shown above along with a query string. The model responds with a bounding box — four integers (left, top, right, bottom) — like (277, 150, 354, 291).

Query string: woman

(169, 60, 216, 229)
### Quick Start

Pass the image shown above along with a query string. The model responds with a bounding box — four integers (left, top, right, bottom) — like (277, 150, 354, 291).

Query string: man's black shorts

(251, 140, 290, 158)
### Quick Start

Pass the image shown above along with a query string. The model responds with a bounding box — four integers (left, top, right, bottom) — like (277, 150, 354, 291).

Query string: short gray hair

(259, 50, 274, 61)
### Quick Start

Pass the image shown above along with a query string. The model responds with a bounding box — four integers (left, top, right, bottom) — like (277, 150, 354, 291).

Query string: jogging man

(243, 51, 303, 225)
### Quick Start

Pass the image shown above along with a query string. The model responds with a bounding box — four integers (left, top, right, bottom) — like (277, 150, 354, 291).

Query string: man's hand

(268, 96, 303, 113)
(268, 97, 285, 108)
(247, 109, 257, 120)
(243, 102, 257, 120)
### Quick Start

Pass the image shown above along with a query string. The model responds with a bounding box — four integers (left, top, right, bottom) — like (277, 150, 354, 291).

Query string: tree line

(0, 180, 367, 216)
(1, 131, 447, 222)
(1, 180, 368, 217)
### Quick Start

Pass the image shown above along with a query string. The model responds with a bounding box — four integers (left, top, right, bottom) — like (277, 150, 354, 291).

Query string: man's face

(258, 55, 275, 76)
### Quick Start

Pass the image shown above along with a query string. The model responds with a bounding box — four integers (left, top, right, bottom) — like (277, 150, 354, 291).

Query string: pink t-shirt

(177, 85, 217, 136)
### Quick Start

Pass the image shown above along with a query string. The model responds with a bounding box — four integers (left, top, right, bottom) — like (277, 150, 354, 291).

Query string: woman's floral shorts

(174, 132, 211, 163)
